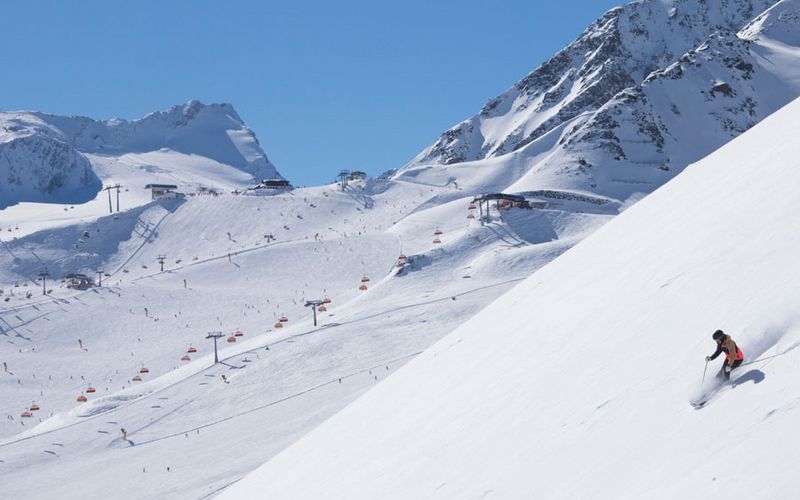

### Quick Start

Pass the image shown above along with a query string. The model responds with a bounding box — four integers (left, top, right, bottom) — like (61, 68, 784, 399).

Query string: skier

(706, 330, 743, 380)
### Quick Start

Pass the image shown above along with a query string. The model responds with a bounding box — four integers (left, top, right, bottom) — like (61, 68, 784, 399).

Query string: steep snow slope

(0, 100, 280, 232)
(397, 0, 800, 204)
(219, 98, 800, 500)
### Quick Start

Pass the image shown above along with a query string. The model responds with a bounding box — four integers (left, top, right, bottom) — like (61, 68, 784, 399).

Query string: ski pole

(701, 360, 709, 387)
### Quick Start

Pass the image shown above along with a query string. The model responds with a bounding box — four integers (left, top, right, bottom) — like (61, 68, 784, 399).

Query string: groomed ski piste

(219, 97, 800, 500)
(0, 153, 614, 498)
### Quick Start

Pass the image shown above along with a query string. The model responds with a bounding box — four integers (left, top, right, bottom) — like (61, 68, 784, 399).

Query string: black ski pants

(718, 358, 743, 380)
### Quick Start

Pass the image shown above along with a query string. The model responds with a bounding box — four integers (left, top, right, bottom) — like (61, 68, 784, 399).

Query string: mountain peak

(137, 100, 244, 129)
(405, 0, 777, 169)
(740, 0, 800, 44)
(0, 101, 282, 208)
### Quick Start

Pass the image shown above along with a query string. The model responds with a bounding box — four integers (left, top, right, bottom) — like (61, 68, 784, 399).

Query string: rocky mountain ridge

(407, 0, 777, 167)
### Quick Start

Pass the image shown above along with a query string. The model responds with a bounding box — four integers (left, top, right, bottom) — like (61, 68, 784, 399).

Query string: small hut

(252, 179, 291, 190)
(144, 184, 179, 200)
(349, 171, 367, 181)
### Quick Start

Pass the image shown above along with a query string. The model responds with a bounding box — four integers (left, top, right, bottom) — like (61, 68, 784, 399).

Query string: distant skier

(706, 330, 743, 380)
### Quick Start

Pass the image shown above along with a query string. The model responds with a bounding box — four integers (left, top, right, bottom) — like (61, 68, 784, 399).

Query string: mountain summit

(397, 0, 800, 202)
(0, 101, 281, 209)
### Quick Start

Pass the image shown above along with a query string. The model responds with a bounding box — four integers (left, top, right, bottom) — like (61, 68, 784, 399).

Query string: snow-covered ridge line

(395, 0, 800, 207)
(0, 100, 281, 209)
(406, 0, 777, 167)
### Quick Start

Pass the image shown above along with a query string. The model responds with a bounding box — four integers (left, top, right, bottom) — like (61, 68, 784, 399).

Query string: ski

(690, 382, 736, 409)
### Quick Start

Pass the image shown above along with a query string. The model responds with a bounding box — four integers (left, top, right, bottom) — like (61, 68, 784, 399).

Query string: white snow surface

(1, 1, 798, 498)
(0, 171, 599, 498)
(219, 98, 800, 499)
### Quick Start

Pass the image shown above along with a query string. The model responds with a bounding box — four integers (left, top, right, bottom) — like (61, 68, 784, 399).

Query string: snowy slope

(396, 0, 800, 204)
(0, 100, 281, 234)
(219, 97, 800, 499)
(0, 175, 582, 499)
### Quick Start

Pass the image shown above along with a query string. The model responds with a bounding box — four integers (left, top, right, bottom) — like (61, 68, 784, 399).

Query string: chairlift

(323, 298, 332, 304)
(21, 411, 33, 418)
(77, 394, 88, 402)
(234, 331, 244, 337)
(181, 355, 191, 361)
(227, 336, 236, 343)
(359, 284, 368, 291)
(132, 376, 142, 382)
(274, 322, 284, 328)
(279, 316, 289, 323)
(86, 387, 96, 394)
(139, 367, 150, 374)
(398, 254, 407, 260)
(434, 229, 443, 235)
(29, 404, 40, 411)
(433, 238, 442, 244)
(187, 346, 197, 353)
(318, 306, 328, 312)
(361, 277, 370, 283)
(467, 214, 476, 219)
(468, 204, 477, 210)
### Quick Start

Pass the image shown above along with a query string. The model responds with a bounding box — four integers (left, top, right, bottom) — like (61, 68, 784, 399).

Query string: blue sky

(0, 0, 622, 185)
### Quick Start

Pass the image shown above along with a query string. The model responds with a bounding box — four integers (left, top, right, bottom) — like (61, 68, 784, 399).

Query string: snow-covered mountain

(1, 1, 799, 499)
(218, 94, 800, 500)
(0, 114, 101, 208)
(0, 100, 281, 210)
(398, 0, 800, 202)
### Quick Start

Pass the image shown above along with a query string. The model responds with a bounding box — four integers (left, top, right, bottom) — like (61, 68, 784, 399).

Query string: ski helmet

(712, 329, 724, 341)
